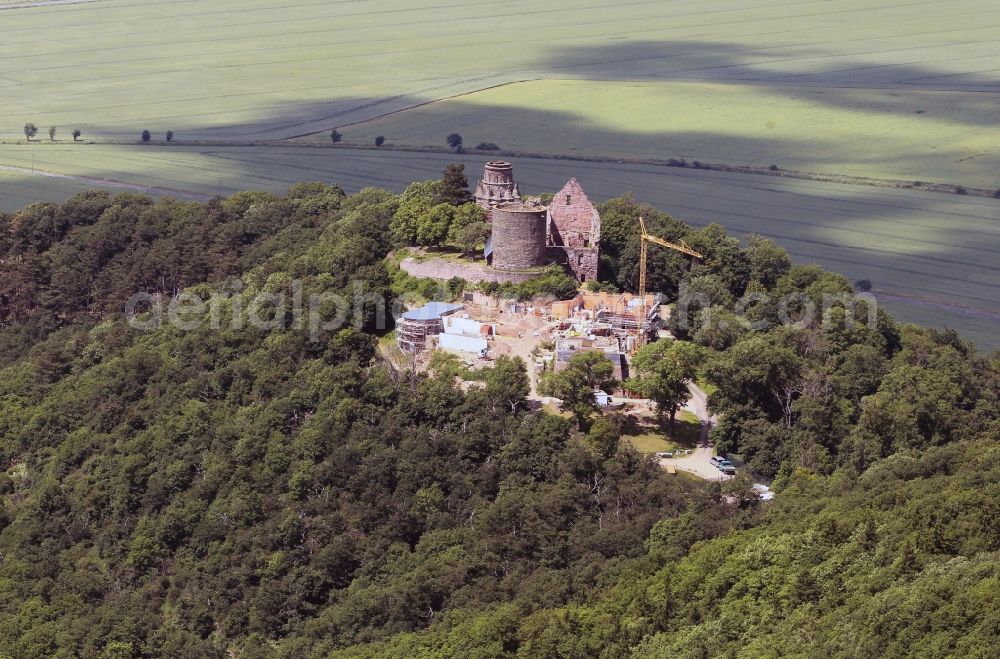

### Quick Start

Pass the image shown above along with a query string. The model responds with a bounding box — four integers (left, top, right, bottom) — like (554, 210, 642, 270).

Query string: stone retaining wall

(400, 257, 542, 284)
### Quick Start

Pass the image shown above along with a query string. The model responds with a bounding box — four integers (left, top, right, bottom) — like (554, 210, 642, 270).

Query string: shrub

(854, 279, 872, 292)
(446, 277, 466, 297)
(375, 135, 385, 147)
(769, 164, 780, 171)
(476, 142, 500, 151)
(955, 186, 967, 195)
(586, 280, 619, 294)
(490, 267, 579, 301)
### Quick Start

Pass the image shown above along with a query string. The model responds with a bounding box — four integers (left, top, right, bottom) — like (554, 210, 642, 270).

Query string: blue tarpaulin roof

(401, 302, 463, 321)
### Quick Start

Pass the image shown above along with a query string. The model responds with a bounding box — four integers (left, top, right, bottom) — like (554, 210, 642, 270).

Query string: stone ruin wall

(491, 202, 549, 271)
(547, 178, 601, 282)
(558, 247, 600, 283)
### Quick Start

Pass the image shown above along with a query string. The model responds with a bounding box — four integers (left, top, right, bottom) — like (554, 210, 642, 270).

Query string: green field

(331, 80, 1000, 189)
(1, 0, 999, 347)
(3, 0, 998, 142)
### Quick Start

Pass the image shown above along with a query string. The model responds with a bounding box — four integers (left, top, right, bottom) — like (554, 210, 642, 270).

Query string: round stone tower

(490, 201, 548, 270)
(475, 160, 521, 210)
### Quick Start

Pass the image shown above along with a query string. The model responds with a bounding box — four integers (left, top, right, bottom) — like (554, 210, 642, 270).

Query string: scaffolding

(396, 302, 463, 353)
(397, 317, 444, 353)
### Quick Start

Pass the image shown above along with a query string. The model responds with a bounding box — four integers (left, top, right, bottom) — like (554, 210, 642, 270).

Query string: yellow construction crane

(638, 216, 703, 302)
(635, 217, 704, 346)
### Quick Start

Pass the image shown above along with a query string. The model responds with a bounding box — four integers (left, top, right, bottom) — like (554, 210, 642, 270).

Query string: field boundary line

(280, 78, 540, 140)
(279, 142, 1000, 200)
(3, 139, 997, 200)
(0, 163, 211, 201)
(0, 0, 105, 10)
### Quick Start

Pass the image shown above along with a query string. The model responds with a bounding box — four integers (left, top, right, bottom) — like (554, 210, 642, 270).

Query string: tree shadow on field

(532, 40, 1000, 126)
(124, 39, 1000, 142)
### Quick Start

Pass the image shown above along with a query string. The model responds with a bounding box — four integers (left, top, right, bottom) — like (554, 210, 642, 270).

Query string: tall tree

(627, 338, 704, 430)
(446, 133, 463, 151)
(390, 180, 440, 245)
(23, 123, 38, 141)
(452, 220, 489, 256)
(447, 202, 488, 252)
(745, 234, 791, 290)
(485, 355, 530, 415)
(415, 203, 455, 246)
(540, 350, 618, 428)
(436, 163, 472, 206)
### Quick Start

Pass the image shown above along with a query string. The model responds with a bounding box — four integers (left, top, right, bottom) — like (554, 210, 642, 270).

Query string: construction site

(397, 290, 667, 393)
(391, 160, 740, 481)
(397, 160, 705, 398)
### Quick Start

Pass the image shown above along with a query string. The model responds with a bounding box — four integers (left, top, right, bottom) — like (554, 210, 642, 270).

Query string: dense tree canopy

(0, 183, 997, 657)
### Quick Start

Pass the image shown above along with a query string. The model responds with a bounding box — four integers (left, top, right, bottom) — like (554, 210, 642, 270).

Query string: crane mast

(635, 217, 704, 347)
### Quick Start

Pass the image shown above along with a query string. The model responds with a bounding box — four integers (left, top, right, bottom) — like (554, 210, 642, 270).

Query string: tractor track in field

(871, 289, 1000, 321)
(0, 164, 212, 201)
(0, 0, 106, 10)
(4, 136, 998, 202)
(19, 137, 993, 201)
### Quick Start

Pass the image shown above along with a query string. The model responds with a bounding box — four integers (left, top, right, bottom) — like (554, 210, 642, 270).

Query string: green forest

(0, 174, 997, 658)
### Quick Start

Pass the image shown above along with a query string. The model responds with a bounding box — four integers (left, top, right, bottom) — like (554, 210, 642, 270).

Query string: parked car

(709, 455, 723, 467)
(718, 462, 736, 475)
(655, 451, 673, 458)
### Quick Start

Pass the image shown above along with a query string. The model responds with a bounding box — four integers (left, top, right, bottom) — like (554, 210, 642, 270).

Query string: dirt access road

(657, 383, 732, 481)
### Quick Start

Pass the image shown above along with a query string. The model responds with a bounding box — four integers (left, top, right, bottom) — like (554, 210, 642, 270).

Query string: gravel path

(657, 382, 732, 481)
